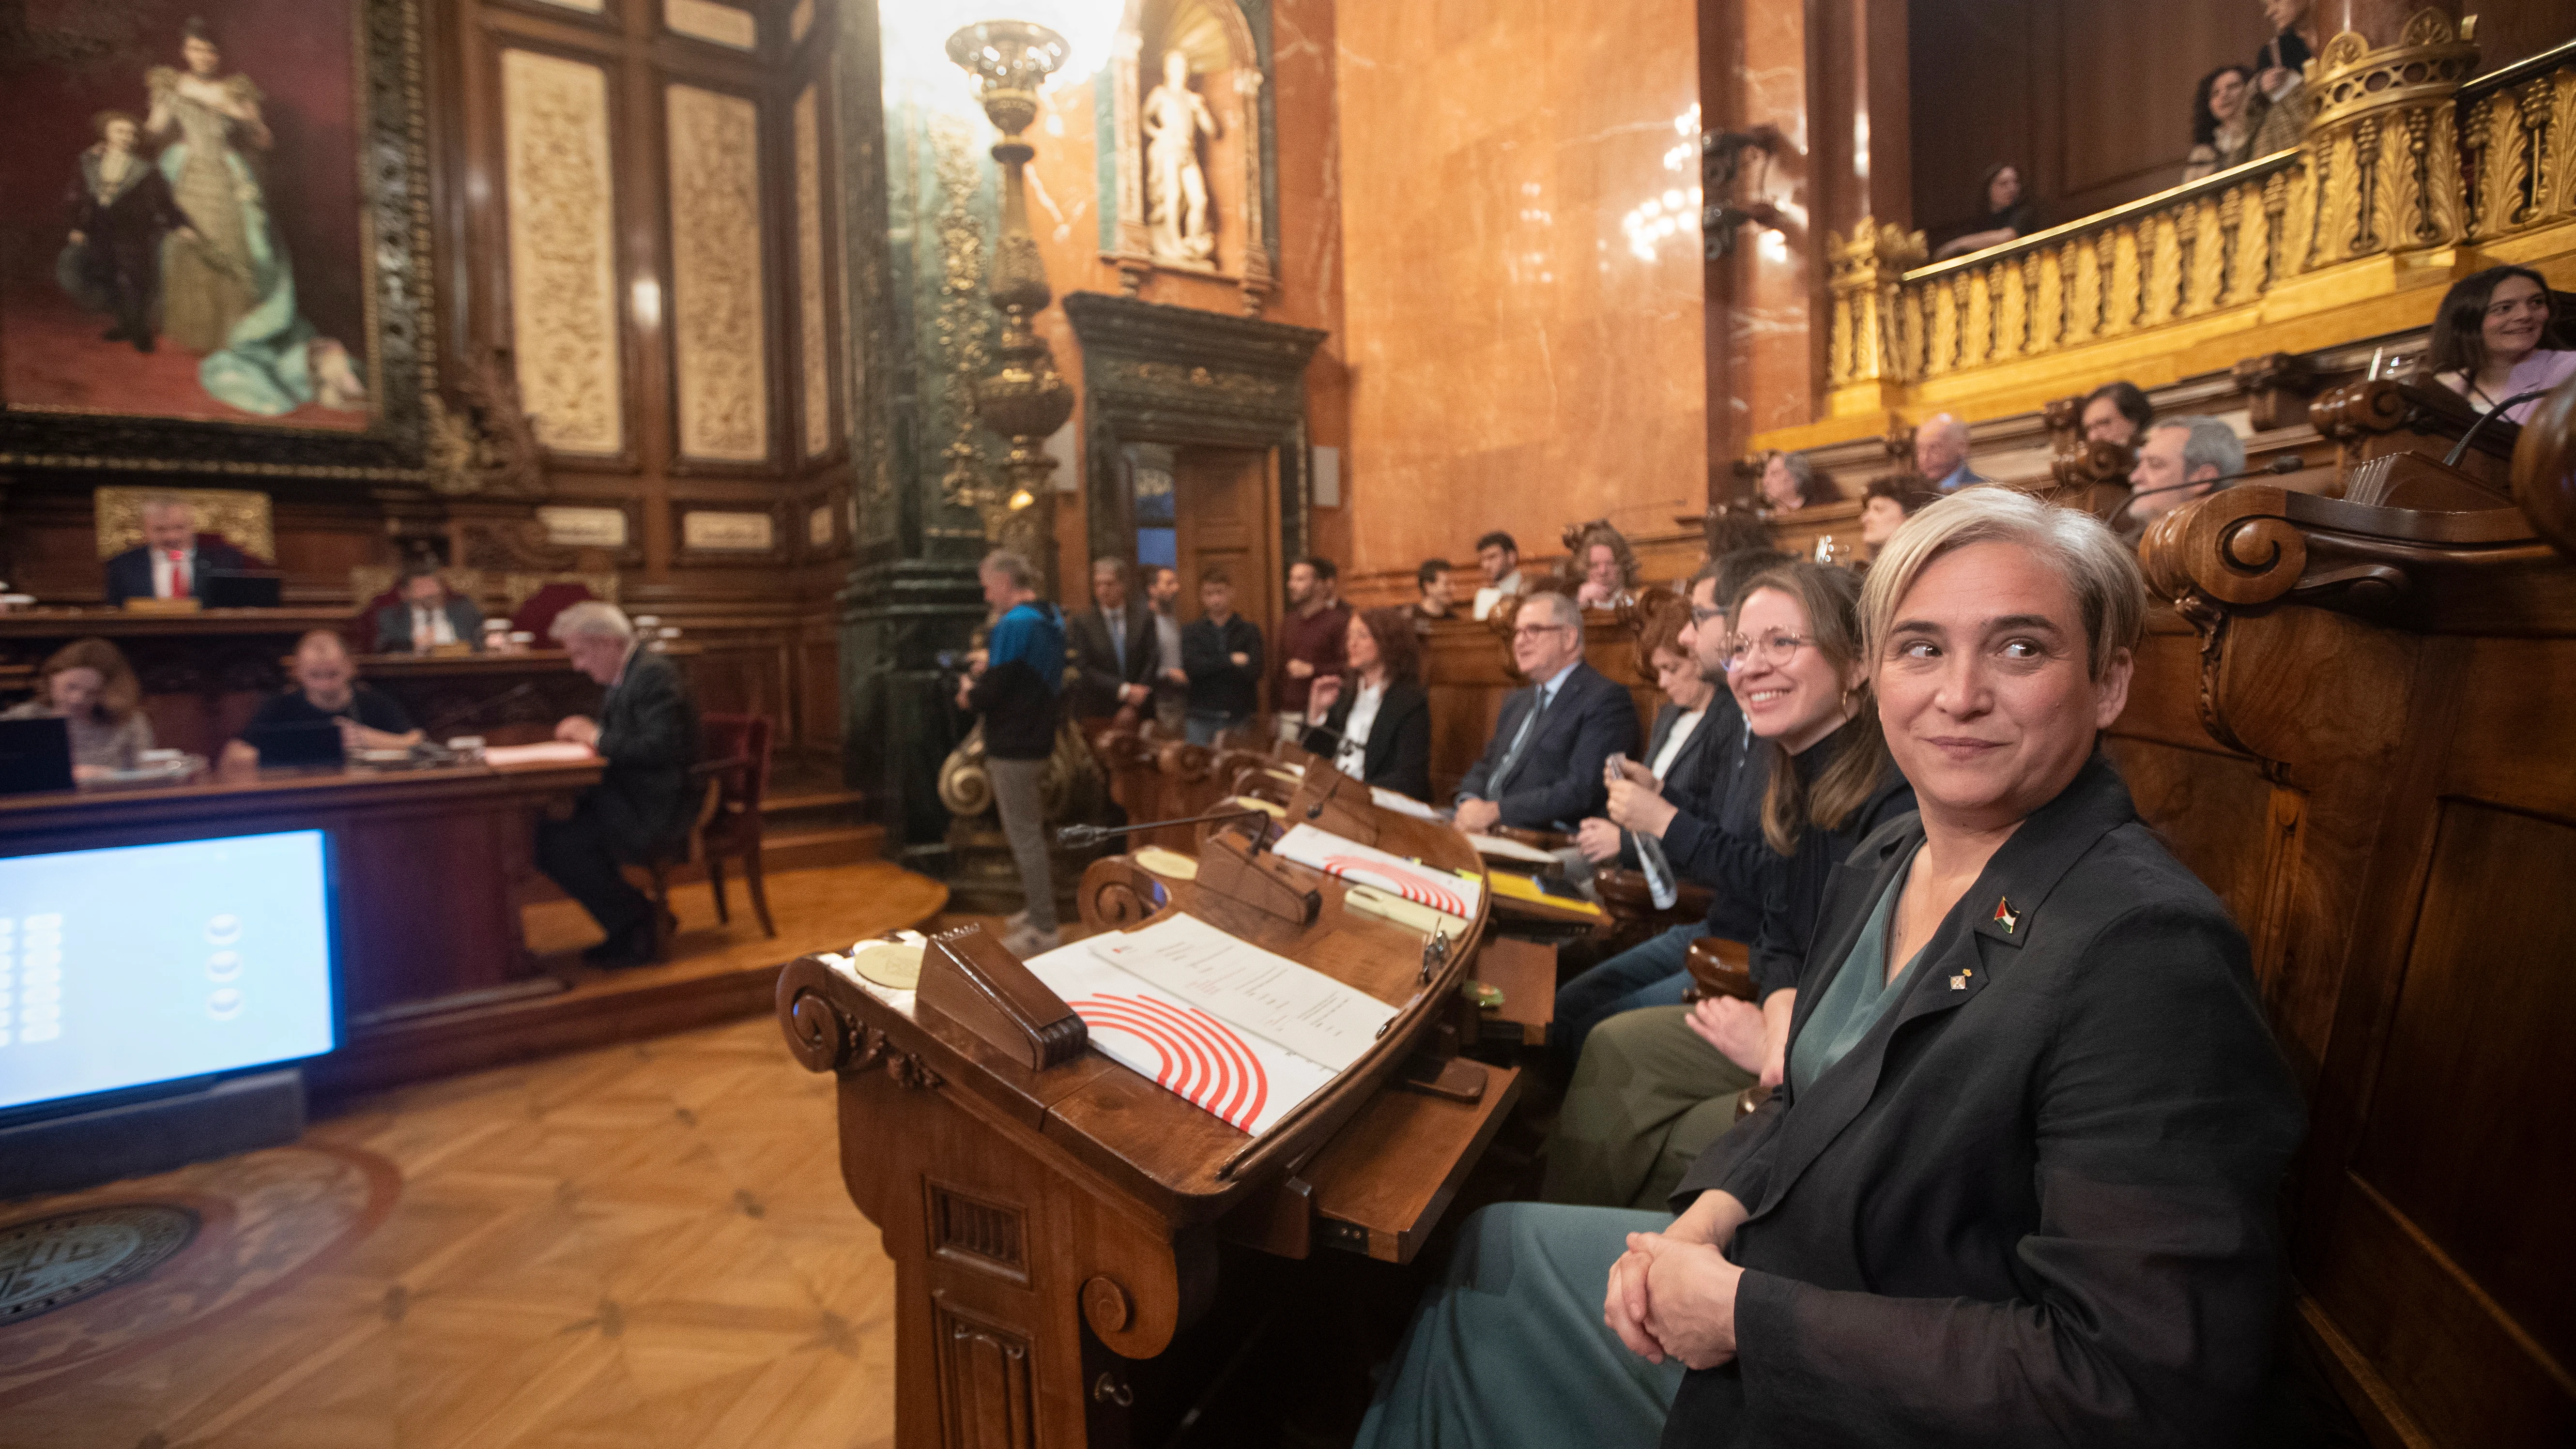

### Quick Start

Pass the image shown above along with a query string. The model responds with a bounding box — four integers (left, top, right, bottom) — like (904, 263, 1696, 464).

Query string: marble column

(833, 0, 1003, 857)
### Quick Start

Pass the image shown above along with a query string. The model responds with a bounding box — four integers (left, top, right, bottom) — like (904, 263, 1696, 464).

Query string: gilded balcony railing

(1822, 11, 2569, 402)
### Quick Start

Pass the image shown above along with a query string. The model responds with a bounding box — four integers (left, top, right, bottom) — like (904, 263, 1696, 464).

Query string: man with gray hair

(958, 549, 1070, 956)
(1913, 413, 1986, 494)
(538, 600, 702, 968)
(1453, 590, 1638, 833)
(2124, 415, 2245, 535)
(103, 494, 256, 605)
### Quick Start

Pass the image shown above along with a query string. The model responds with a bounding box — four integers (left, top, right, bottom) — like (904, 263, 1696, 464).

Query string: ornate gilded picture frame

(0, 0, 431, 482)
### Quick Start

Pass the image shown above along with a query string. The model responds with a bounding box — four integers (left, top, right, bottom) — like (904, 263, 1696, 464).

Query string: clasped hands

(1604, 1190, 1749, 1371)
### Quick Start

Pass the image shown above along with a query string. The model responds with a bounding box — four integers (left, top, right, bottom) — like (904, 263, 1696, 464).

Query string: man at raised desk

(537, 601, 701, 968)
(232, 630, 423, 763)
(104, 496, 254, 606)
(376, 562, 485, 654)
(1453, 590, 1637, 833)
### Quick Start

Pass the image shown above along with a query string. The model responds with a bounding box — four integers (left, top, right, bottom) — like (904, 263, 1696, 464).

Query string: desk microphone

(425, 681, 539, 735)
(2442, 389, 2554, 467)
(2125, 452, 2303, 503)
(1057, 805, 1275, 849)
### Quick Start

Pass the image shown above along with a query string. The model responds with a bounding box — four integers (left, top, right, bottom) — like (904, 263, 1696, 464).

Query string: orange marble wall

(1336, 0, 1709, 586)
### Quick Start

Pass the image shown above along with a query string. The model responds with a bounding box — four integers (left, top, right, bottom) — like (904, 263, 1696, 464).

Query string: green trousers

(1541, 1006, 1755, 1210)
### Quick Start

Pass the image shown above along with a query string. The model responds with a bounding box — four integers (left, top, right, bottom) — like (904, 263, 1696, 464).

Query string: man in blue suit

(1915, 413, 1987, 493)
(1453, 590, 1639, 833)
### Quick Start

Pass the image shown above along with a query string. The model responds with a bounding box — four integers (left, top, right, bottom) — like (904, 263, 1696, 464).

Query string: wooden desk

(0, 756, 601, 1033)
(776, 765, 1521, 1448)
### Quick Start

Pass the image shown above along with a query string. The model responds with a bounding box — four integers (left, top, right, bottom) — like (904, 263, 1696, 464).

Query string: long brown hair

(2427, 264, 2559, 379)
(1730, 563, 1890, 855)
(39, 637, 142, 724)
(1349, 606, 1422, 687)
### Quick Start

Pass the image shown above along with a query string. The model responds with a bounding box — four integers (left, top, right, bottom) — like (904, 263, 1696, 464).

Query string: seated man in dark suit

(536, 601, 702, 968)
(104, 496, 255, 605)
(1453, 590, 1639, 833)
(375, 562, 486, 653)
(1064, 558, 1157, 718)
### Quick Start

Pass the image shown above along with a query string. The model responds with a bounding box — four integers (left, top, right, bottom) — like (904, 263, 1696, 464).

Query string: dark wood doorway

(1170, 444, 1281, 672)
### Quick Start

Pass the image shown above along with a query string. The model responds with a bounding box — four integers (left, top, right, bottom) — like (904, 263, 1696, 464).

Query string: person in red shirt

(1273, 556, 1350, 735)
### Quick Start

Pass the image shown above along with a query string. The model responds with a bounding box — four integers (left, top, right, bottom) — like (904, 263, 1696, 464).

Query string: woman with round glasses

(1353, 489, 2303, 1449)
(1544, 563, 1914, 1206)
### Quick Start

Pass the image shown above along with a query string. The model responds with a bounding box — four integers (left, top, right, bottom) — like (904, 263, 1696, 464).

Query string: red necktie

(168, 551, 189, 599)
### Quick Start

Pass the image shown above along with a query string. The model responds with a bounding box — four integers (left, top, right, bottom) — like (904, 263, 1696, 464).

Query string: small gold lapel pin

(1993, 897, 2020, 935)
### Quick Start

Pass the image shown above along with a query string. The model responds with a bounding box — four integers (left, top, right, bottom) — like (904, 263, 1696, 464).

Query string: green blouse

(1788, 847, 1932, 1098)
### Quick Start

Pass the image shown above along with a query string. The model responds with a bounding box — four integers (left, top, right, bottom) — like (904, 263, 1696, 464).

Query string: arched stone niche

(1101, 0, 1277, 315)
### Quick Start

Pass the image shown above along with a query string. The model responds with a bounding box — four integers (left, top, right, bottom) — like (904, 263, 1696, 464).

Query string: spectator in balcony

(1413, 558, 1458, 630)
(2080, 381, 2154, 447)
(1914, 413, 1984, 493)
(2249, 0, 2322, 157)
(1857, 474, 1940, 561)
(2182, 65, 2260, 183)
(1754, 450, 1834, 513)
(1931, 163, 2038, 261)
(2428, 265, 2575, 427)
(2123, 415, 2244, 537)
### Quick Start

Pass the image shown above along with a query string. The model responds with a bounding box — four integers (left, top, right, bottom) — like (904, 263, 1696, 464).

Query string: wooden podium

(775, 759, 1521, 1448)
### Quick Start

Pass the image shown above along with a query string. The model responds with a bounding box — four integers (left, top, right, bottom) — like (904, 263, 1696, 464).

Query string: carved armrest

(1682, 935, 1754, 1004)
(1593, 868, 1714, 924)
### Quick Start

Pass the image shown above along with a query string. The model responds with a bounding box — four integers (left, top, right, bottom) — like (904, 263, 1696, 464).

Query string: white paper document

(1467, 833, 1559, 865)
(1367, 786, 1447, 822)
(1273, 823, 1485, 919)
(1022, 938, 1340, 1135)
(1083, 913, 1397, 1069)
(480, 741, 598, 766)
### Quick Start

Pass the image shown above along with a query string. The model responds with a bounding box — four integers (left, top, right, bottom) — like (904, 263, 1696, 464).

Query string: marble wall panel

(666, 83, 771, 463)
(1338, 0, 1708, 579)
(796, 82, 832, 459)
(501, 48, 624, 457)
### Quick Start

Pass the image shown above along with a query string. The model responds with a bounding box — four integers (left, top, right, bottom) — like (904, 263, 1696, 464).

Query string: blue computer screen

(0, 830, 337, 1113)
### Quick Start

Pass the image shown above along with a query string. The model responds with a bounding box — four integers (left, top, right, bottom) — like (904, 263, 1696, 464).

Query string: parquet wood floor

(1, 1014, 898, 1449)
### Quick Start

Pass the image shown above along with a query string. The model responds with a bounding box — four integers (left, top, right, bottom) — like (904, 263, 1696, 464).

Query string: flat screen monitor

(0, 830, 336, 1115)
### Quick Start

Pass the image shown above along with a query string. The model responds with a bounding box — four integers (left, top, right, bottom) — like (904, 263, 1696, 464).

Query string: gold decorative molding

(1824, 219, 1927, 397)
(93, 488, 275, 562)
(500, 49, 623, 456)
(666, 84, 771, 464)
(2300, 11, 2477, 264)
(796, 83, 833, 460)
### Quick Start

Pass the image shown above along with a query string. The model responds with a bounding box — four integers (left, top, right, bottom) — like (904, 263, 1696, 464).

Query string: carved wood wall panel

(500, 48, 625, 456)
(665, 84, 771, 465)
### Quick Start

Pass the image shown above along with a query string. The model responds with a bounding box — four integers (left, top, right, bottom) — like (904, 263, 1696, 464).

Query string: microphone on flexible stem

(2442, 389, 2553, 467)
(425, 681, 539, 735)
(1057, 805, 1274, 850)
(2125, 452, 2304, 503)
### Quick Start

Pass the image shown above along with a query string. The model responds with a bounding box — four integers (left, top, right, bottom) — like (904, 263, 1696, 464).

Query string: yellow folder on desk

(1487, 870, 1603, 916)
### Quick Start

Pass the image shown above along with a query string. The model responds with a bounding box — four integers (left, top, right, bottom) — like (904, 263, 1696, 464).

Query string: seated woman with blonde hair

(1355, 488, 2304, 1449)
(2, 637, 154, 779)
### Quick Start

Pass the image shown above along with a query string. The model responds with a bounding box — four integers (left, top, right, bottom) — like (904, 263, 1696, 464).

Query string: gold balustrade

(1815, 18, 2574, 425)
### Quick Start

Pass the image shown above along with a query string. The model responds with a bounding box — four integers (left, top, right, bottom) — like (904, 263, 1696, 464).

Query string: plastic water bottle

(1607, 753, 1679, 910)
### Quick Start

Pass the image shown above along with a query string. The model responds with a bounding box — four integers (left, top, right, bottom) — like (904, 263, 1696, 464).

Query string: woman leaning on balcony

(2181, 64, 2260, 183)
(2428, 265, 2576, 427)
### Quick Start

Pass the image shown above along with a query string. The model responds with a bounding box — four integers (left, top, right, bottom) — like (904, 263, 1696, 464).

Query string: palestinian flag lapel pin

(1993, 897, 2020, 934)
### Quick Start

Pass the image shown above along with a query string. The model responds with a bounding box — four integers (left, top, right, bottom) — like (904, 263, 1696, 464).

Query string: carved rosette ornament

(947, 23, 1078, 576)
(1825, 219, 1928, 395)
(2299, 10, 2478, 268)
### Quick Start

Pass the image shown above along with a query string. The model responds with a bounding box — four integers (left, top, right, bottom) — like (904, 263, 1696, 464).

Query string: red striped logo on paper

(1314, 856, 1470, 917)
(1067, 992, 1273, 1131)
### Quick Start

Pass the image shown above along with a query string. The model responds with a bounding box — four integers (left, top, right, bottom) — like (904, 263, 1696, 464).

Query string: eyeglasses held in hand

(1722, 631, 1815, 669)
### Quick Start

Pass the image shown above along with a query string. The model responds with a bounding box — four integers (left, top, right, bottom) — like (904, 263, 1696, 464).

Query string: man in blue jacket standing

(957, 550, 1069, 956)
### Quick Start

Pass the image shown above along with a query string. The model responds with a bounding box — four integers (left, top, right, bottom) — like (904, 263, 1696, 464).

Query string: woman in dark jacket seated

(1301, 605, 1433, 803)
(1354, 488, 2306, 1449)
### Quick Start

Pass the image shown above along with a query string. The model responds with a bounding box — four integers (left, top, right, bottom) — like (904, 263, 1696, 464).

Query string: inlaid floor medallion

(0, 1206, 199, 1325)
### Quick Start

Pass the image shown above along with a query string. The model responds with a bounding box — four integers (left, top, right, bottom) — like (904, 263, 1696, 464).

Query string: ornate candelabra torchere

(947, 21, 1076, 581)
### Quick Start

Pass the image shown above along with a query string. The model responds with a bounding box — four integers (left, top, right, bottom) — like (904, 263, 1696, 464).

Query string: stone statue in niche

(1142, 49, 1219, 269)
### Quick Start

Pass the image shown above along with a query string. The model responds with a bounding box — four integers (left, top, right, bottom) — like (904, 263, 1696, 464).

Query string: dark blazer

(103, 535, 253, 606)
(1611, 700, 1725, 872)
(375, 596, 486, 653)
(1065, 604, 1158, 717)
(1454, 659, 1639, 830)
(589, 647, 702, 861)
(1662, 757, 2305, 1449)
(1301, 677, 1432, 802)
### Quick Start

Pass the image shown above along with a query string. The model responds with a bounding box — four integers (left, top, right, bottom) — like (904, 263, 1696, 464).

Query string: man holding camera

(956, 550, 1069, 957)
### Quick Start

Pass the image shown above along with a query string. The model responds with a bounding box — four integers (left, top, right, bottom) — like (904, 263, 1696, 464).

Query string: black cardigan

(1300, 677, 1432, 802)
(1661, 756, 2306, 1448)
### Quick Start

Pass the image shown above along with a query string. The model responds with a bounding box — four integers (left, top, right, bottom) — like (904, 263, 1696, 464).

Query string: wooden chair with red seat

(643, 713, 777, 946)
